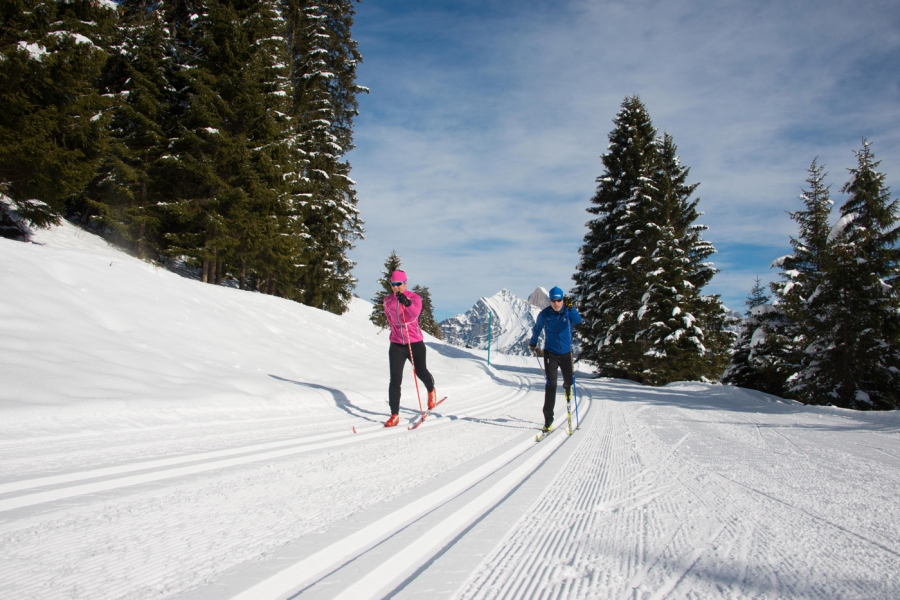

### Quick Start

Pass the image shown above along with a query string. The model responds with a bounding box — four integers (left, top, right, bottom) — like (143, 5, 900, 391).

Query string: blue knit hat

(549, 286, 564, 300)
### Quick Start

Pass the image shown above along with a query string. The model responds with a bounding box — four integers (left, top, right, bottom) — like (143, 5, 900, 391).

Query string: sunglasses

(390, 281, 405, 287)
(550, 298, 563, 303)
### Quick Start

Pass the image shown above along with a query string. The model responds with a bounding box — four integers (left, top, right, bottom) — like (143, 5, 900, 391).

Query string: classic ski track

(456, 384, 898, 600)
(227, 398, 591, 600)
(0, 372, 535, 514)
(0, 369, 543, 599)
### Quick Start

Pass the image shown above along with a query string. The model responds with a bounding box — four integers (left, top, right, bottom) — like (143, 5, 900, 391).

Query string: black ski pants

(542, 351, 573, 427)
(388, 341, 434, 415)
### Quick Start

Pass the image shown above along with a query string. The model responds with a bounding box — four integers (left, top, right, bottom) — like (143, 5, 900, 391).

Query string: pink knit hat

(390, 270, 407, 283)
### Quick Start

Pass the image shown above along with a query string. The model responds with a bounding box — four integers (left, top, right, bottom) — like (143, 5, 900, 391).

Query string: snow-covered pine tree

(79, 0, 170, 258)
(370, 251, 403, 329)
(793, 141, 900, 409)
(285, 0, 365, 314)
(157, 0, 294, 290)
(574, 97, 730, 384)
(154, 0, 234, 283)
(723, 277, 769, 389)
(220, 0, 298, 294)
(573, 96, 660, 381)
(771, 158, 834, 395)
(413, 285, 442, 339)
(722, 277, 792, 396)
(634, 133, 732, 384)
(0, 0, 118, 227)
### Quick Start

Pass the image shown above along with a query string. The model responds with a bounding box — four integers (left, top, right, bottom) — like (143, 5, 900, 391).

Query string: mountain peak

(439, 290, 543, 355)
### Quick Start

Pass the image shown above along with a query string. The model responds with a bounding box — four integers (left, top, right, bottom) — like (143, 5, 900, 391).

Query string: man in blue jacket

(529, 286, 582, 432)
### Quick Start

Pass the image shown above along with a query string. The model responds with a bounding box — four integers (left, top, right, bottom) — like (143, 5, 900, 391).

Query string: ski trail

(331, 420, 571, 599)
(228, 401, 583, 600)
(0, 373, 535, 514)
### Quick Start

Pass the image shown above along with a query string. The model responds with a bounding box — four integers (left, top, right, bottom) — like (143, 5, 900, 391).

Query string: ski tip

(352, 426, 357, 434)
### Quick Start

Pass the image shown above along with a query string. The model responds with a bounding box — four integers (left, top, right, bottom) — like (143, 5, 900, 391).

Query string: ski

(566, 401, 573, 435)
(535, 427, 553, 442)
(408, 396, 447, 430)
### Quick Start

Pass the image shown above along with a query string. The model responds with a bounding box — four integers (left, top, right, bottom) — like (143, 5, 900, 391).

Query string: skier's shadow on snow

(268, 375, 383, 423)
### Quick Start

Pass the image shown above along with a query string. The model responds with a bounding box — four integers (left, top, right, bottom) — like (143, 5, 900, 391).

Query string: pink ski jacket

(383, 291, 424, 344)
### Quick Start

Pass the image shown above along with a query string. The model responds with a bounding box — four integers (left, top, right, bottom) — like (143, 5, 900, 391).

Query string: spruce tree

(285, 0, 365, 314)
(370, 251, 402, 329)
(79, 0, 170, 257)
(794, 141, 900, 409)
(574, 96, 731, 384)
(771, 158, 834, 396)
(0, 0, 118, 227)
(157, 0, 294, 290)
(573, 96, 660, 380)
(634, 133, 732, 384)
(722, 277, 792, 396)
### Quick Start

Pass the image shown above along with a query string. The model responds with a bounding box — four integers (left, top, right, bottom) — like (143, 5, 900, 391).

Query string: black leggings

(542, 351, 573, 427)
(388, 341, 434, 414)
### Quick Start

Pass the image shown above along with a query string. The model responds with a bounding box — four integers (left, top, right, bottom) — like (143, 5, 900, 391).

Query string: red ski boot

(384, 414, 400, 428)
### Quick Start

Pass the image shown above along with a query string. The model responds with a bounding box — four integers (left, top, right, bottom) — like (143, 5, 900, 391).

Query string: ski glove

(529, 343, 538, 353)
(396, 292, 412, 307)
(565, 298, 574, 308)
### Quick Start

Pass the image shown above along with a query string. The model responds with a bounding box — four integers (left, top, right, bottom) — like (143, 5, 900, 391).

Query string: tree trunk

(201, 258, 209, 283)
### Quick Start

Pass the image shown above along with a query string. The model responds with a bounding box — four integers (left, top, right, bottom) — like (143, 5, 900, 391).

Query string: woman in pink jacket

(383, 270, 437, 427)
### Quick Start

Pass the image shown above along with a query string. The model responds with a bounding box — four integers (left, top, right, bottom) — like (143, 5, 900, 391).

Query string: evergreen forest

(1, 0, 366, 314)
(573, 97, 899, 410)
(724, 145, 900, 410)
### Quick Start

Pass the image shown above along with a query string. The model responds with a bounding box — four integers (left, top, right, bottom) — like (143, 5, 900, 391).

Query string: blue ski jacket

(530, 305, 582, 355)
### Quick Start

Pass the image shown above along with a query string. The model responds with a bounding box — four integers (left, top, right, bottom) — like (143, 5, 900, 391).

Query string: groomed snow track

(1, 368, 898, 599)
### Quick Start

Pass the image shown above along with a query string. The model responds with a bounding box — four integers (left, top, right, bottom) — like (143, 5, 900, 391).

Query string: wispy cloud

(349, 0, 900, 319)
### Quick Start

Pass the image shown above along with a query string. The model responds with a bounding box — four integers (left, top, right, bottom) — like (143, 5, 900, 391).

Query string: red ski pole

(401, 304, 425, 417)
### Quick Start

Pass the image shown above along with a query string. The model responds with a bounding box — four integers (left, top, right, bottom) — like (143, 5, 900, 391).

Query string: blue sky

(346, 0, 900, 321)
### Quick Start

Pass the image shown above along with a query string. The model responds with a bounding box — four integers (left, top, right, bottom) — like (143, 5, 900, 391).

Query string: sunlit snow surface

(1, 221, 898, 599)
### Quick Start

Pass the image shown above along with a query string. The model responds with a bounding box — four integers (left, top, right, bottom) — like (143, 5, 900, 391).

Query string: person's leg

(560, 352, 574, 399)
(410, 340, 437, 409)
(388, 343, 408, 415)
(409, 341, 434, 392)
(542, 352, 561, 428)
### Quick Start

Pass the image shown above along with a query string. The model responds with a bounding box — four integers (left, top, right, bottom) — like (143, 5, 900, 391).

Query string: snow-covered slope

(439, 288, 544, 355)
(1, 221, 899, 600)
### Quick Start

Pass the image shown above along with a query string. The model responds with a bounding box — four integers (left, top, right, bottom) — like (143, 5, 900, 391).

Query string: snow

(17, 41, 47, 61)
(1, 221, 899, 599)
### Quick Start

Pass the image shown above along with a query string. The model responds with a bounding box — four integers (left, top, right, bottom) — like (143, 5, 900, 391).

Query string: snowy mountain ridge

(439, 288, 548, 356)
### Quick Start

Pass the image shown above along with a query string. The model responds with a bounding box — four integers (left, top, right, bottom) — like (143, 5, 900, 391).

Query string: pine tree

(285, 0, 365, 314)
(794, 141, 900, 409)
(370, 251, 402, 329)
(413, 285, 442, 339)
(573, 96, 730, 384)
(771, 158, 834, 396)
(722, 277, 791, 396)
(634, 133, 732, 384)
(157, 0, 294, 290)
(573, 96, 660, 380)
(78, 0, 170, 257)
(0, 0, 118, 227)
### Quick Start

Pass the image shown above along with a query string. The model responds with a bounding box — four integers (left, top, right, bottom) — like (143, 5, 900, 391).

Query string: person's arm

(530, 310, 545, 348)
(397, 291, 422, 319)
(568, 306, 583, 326)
